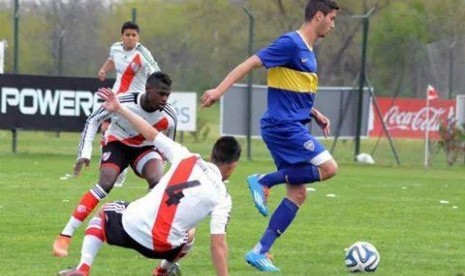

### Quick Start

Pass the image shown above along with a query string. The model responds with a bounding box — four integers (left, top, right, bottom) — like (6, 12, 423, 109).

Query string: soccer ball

(344, 241, 380, 273)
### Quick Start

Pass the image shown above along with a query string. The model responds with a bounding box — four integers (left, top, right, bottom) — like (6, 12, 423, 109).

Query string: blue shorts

(261, 121, 328, 170)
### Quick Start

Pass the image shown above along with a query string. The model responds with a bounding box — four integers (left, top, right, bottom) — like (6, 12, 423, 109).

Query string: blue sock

(256, 198, 299, 254)
(259, 164, 320, 188)
(259, 171, 285, 188)
(282, 164, 320, 185)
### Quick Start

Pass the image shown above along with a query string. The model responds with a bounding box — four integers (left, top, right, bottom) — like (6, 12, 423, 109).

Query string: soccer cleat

(153, 263, 181, 276)
(245, 251, 280, 272)
(57, 267, 87, 276)
(247, 174, 268, 217)
(53, 234, 72, 257)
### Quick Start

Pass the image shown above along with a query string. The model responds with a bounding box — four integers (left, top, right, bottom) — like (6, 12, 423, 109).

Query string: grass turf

(0, 128, 464, 275)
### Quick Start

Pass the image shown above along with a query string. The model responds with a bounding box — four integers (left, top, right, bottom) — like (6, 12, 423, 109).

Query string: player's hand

(74, 158, 90, 177)
(97, 69, 106, 81)
(98, 88, 121, 113)
(200, 89, 221, 109)
(314, 112, 331, 138)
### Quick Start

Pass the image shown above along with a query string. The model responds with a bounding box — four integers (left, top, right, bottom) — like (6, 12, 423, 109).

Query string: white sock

(77, 234, 103, 269)
(61, 217, 82, 237)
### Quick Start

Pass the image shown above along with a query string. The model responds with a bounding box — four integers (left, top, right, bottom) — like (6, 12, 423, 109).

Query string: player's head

(210, 136, 242, 180)
(120, 21, 140, 50)
(121, 21, 140, 34)
(305, 0, 339, 20)
(143, 72, 172, 111)
(304, 0, 339, 37)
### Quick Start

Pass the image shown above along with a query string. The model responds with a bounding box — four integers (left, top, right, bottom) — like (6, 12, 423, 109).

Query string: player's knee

(320, 159, 338, 180)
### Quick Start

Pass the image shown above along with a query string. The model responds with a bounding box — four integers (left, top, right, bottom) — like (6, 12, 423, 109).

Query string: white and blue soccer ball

(344, 241, 380, 273)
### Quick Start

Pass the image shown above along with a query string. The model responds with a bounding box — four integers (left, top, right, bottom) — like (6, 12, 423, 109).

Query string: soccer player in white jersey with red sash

(98, 21, 160, 187)
(57, 87, 241, 276)
(98, 21, 160, 94)
(53, 72, 177, 258)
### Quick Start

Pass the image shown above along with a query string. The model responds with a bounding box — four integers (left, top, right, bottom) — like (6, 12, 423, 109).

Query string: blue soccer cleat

(245, 251, 280, 272)
(247, 174, 268, 217)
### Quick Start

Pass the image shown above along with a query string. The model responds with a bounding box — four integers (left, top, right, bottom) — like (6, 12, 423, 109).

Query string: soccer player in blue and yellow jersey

(201, 0, 339, 272)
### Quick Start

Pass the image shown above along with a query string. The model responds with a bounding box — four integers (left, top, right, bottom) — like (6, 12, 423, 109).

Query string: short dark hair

(121, 21, 139, 34)
(211, 136, 242, 165)
(146, 72, 172, 90)
(305, 0, 339, 21)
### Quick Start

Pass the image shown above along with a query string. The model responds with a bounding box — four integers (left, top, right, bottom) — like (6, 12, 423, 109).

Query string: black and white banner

(0, 74, 113, 132)
(0, 74, 197, 132)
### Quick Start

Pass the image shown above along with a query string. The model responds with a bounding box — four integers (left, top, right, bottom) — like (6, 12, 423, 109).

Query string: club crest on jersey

(304, 140, 315, 151)
(131, 62, 140, 72)
(102, 151, 111, 161)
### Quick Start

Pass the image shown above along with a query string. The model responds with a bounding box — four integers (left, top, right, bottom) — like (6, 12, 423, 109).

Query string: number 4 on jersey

(165, 180, 201, 206)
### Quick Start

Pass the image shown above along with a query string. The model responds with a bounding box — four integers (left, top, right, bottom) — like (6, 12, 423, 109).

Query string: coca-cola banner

(369, 97, 455, 140)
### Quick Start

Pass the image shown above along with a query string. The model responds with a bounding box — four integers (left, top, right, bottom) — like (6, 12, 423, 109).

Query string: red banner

(369, 97, 455, 140)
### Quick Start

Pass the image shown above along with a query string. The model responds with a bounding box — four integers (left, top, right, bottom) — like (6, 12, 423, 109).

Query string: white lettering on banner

(1, 87, 19, 113)
(1, 87, 197, 131)
(20, 88, 38, 114)
(0, 87, 100, 116)
(59, 90, 75, 116)
(37, 89, 60, 115)
(383, 105, 454, 132)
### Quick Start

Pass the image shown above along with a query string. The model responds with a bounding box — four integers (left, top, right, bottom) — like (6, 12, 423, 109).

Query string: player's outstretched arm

(200, 55, 262, 109)
(98, 88, 159, 141)
(210, 234, 228, 276)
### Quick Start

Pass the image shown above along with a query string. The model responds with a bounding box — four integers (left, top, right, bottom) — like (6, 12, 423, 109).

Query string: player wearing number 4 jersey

(57, 87, 241, 276)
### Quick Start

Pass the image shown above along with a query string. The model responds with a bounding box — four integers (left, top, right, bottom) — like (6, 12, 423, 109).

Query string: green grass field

(0, 112, 464, 275)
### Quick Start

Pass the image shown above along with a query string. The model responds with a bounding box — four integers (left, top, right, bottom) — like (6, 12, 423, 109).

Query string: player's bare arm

(210, 234, 228, 276)
(98, 88, 160, 141)
(311, 108, 331, 137)
(97, 59, 115, 81)
(200, 55, 263, 109)
(73, 158, 90, 177)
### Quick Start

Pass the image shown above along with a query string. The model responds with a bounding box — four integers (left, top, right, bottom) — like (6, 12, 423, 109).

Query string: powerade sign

(0, 74, 111, 132)
(1, 87, 102, 117)
(0, 74, 197, 132)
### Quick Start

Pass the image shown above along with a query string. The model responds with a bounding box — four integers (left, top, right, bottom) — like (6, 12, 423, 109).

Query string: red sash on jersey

(152, 155, 198, 252)
(118, 54, 141, 93)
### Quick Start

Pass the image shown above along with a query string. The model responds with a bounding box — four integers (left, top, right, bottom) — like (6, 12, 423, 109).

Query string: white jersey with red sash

(122, 134, 232, 251)
(77, 93, 177, 160)
(109, 42, 160, 94)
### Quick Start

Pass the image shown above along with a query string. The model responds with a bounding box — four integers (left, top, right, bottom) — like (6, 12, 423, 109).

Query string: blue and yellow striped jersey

(257, 31, 318, 125)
